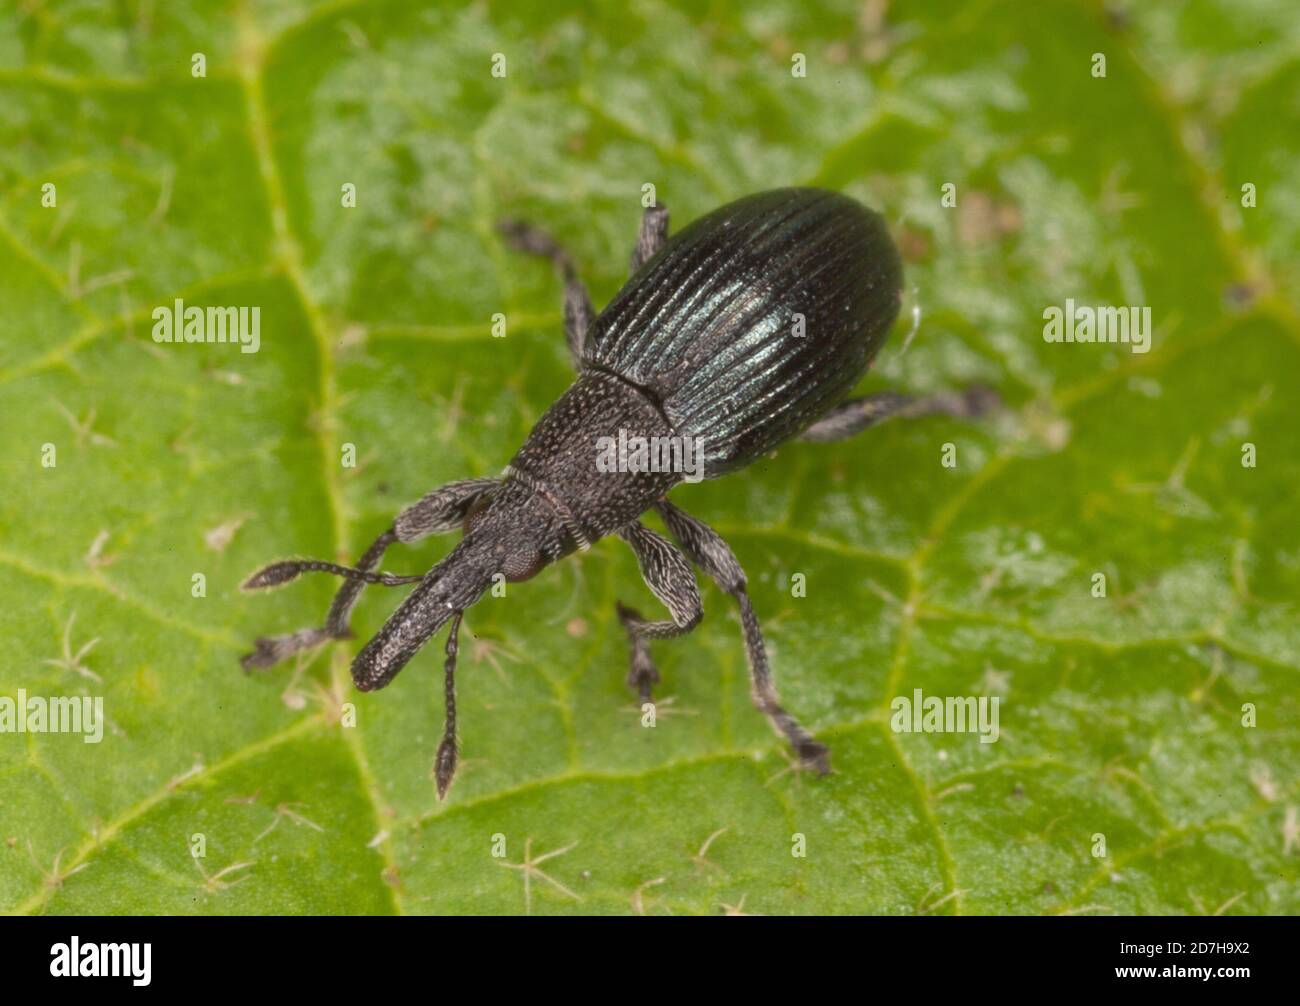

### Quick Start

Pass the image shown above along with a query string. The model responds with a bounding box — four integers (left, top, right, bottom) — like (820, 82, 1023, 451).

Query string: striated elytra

(592, 188, 903, 474)
(241, 187, 988, 799)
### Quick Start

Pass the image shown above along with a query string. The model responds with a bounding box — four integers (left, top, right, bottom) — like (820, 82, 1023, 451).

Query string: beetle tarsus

(617, 603, 662, 703)
(496, 218, 575, 275)
(796, 739, 832, 776)
(497, 217, 593, 365)
(240, 627, 332, 671)
(959, 383, 1002, 417)
(899, 383, 1002, 420)
(801, 384, 1002, 442)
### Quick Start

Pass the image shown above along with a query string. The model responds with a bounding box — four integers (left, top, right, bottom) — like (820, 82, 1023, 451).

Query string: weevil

(241, 187, 995, 797)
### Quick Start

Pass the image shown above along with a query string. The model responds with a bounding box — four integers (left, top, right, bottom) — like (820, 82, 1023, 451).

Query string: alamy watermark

(151, 298, 260, 354)
(1042, 298, 1150, 354)
(50, 938, 150, 985)
(595, 430, 705, 483)
(890, 688, 1000, 744)
(0, 689, 104, 743)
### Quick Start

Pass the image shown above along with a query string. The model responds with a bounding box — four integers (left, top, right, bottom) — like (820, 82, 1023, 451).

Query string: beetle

(241, 187, 994, 798)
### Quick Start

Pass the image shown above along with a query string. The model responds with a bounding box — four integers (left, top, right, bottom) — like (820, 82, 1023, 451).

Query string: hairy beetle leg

(655, 500, 833, 776)
(615, 522, 703, 707)
(496, 217, 594, 366)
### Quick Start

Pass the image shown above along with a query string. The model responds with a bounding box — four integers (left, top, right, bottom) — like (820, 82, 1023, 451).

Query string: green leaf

(1, 0, 1297, 916)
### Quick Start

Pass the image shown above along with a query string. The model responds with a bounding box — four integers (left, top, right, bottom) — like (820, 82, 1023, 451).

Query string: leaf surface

(1, 0, 1297, 915)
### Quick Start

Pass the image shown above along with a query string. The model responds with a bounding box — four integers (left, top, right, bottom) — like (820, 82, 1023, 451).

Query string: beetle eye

(501, 545, 545, 583)
(462, 498, 491, 536)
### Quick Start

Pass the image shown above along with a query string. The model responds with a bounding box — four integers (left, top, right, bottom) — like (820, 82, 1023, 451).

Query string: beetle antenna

(434, 610, 463, 800)
(242, 559, 424, 591)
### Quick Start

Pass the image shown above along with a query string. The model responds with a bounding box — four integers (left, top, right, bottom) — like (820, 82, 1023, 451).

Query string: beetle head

(350, 480, 569, 691)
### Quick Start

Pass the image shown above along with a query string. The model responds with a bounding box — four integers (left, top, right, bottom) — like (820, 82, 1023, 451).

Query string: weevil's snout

(351, 488, 563, 692)
(350, 538, 494, 693)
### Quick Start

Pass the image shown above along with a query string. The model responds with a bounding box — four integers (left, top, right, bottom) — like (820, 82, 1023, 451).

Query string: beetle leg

(241, 478, 499, 670)
(615, 521, 703, 704)
(655, 499, 831, 774)
(496, 218, 594, 366)
(393, 476, 501, 541)
(629, 204, 670, 275)
(798, 385, 1000, 442)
